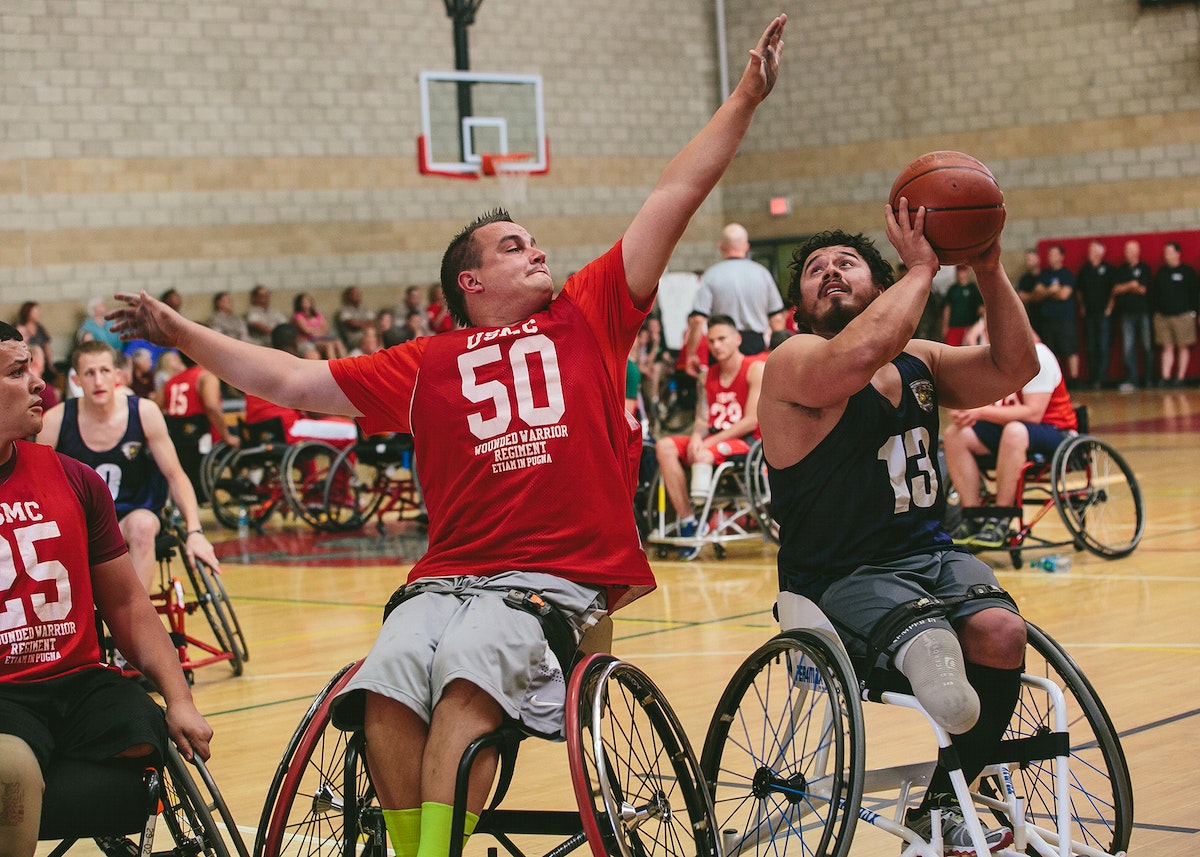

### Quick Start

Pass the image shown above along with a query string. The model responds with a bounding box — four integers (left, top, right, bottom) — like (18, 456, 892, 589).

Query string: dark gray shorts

(818, 550, 1019, 669)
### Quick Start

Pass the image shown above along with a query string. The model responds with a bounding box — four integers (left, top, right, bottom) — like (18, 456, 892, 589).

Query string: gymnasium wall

(3, 0, 1200, 352)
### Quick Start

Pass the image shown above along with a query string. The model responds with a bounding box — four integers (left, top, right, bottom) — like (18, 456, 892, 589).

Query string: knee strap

(896, 629, 980, 735)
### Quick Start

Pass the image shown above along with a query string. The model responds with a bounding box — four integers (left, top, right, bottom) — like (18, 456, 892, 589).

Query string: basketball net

(481, 152, 531, 210)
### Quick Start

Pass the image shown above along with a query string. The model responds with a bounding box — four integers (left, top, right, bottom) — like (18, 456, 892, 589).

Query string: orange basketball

(889, 151, 1005, 265)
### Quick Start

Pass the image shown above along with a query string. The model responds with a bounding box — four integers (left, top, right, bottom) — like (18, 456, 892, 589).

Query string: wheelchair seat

(39, 757, 157, 840)
(39, 743, 248, 857)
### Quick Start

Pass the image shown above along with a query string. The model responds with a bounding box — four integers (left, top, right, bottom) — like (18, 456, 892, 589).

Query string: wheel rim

(1053, 437, 1144, 558)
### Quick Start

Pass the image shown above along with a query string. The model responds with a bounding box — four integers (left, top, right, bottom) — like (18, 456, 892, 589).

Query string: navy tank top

(56, 396, 168, 518)
(771, 351, 954, 599)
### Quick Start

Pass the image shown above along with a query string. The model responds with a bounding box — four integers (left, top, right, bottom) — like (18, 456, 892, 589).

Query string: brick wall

(3, 0, 1199, 352)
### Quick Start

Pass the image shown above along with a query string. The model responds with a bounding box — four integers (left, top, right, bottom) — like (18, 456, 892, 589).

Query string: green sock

(415, 801, 479, 857)
(382, 808, 421, 857)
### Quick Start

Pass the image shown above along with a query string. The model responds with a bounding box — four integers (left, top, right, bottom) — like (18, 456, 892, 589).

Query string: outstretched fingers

(750, 13, 787, 96)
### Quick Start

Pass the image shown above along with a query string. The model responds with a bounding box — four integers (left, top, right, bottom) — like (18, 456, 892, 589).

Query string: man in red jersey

(162, 353, 240, 495)
(0, 323, 210, 856)
(110, 15, 785, 856)
(656, 315, 764, 559)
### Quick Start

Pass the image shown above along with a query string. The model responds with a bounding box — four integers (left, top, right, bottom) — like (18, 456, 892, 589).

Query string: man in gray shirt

(685, 223, 785, 374)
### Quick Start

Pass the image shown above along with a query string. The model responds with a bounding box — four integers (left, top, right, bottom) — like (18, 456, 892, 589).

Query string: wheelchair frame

(255, 651, 720, 857)
(40, 743, 249, 857)
(153, 517, 248, 679)
(645, 440, 773, 561)
(319, 434, 426, 534)
(701, 603, 1133, 857)
(947, 427, 1145, 569)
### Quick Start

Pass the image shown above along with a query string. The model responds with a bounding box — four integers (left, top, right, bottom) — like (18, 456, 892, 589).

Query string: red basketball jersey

(705, 355, 761, 439)
(330, 241, 655, 611)
(0, 442, 119, 682)
(163, 365, 221, 441)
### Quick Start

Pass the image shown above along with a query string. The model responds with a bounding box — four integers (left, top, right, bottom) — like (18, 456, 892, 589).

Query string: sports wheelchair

(645, 439, 775, 560)
(317, 433, 426, 534)
(39, 742, 248, 857)
(149, 516, 248, 679)
(253, 617, 720, 857)
(205, 418, 348, 533)
(701, 593, 1133, 857)
(944, 407, 1145, 568)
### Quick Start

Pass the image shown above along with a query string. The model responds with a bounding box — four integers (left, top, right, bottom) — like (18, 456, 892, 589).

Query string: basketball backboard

(418, 70, 548, 178)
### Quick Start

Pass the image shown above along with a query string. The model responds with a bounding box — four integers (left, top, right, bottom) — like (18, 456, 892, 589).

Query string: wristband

(185, 528, 204, 538)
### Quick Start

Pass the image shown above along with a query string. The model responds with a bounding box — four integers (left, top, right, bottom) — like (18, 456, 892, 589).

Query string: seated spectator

(152, 349, 186, 398)
(245, 284, 289, 347)
(336, 287, 375, 352)
(349, 324, 381, 357)
(160, 287, 185, 314)
(942, 337, 1078, 548)
(76, 296, 124, 349)
(376, 308, 398, 347)
(292, 293, 346, 360)
(206, 291, 249, 341)
(127, 346, 156, 398)
(14, 301, 55, 384)
(426, 283, 454, 333)
(392, 308, 433, 345)
(0, 323, 212, 857)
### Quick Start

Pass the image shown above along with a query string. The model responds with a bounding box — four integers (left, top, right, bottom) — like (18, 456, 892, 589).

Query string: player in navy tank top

(758, 204, 1040, 852)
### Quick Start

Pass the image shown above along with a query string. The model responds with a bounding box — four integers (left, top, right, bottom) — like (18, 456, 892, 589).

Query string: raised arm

(622, 14, 786, 305)
(110, 291, 358, 416)
(915, 246, 1039, 410)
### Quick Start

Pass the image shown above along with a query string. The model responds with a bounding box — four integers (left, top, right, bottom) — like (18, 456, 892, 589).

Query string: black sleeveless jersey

(56, 396, 168, 518)
(771, 351, 953, 598)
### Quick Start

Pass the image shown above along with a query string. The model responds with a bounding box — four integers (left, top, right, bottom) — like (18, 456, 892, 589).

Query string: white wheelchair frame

(702, 593, 1132, 857)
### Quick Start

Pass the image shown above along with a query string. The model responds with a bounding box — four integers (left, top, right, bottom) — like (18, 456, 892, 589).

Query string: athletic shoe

(678, 518, 707, 561)
(966, 518, 1009, 549)
(949, 518, 980, 545)
(903, 805, 1014, 855)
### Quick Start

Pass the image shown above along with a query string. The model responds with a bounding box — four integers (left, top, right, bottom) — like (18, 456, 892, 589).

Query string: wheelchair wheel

(322, 443, 387, 532)
(211, 448, 284, 530)
(744, 440, 778, 544)
(191, 554, 249, 672)
(566, 654, 719, 857)
(200, 441, 237, 506)
(980, 622, 1133, 856)
(162, 743, 241, 857)
(1050, 436, 1144, 559)
(255, 661, 384, 857)
(700, 630, 864, 857)
(281, 441, 342, 530)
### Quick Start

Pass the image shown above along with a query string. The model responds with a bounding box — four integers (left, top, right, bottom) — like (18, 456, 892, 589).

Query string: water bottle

(1030, 554, 1071, 573)
(237, 506, 249, 540)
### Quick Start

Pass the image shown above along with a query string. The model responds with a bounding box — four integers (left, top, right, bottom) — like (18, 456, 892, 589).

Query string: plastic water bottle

(237, 506, 249, 540)
(1030, 554, 1071, 573)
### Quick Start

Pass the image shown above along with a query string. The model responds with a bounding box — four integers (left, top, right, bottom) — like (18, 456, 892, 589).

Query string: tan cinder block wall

(724, 0, 1200, 274)
(3, 0, 1199, 355)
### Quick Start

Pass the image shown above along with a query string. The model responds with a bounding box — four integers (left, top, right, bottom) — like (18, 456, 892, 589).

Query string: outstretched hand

(108, 291, 185, 348)
(740, 13, 786, 102)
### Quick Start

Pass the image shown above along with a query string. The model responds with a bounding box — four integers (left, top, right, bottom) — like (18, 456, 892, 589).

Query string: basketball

(888, 151, 1005, 265)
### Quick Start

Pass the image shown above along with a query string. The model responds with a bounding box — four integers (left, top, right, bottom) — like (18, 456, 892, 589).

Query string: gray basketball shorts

(333, 571, 606, 737)
(818, 550, 1020, 670)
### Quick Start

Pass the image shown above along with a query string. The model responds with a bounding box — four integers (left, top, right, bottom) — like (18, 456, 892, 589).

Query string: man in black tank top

(37, 341, 220, 592)
(757, 202, 1040, 854)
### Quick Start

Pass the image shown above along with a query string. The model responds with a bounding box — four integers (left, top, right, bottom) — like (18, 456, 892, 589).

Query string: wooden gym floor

(41, 387, 1200, 856)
